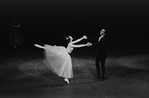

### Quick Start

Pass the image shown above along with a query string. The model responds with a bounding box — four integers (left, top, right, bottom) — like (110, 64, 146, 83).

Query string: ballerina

(34, 35, 92, 84)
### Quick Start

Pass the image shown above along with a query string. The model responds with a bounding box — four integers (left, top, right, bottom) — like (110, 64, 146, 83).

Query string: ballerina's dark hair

(65, 36, 70, 41)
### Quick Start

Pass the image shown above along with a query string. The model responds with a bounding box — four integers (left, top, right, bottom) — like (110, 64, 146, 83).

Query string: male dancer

(93, 29, 107, 81)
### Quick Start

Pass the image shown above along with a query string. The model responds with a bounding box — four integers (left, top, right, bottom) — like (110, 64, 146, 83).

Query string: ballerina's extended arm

(71, 35, 87, 44)
(70, 42, 92, 48)
(34, 44, 45, 49)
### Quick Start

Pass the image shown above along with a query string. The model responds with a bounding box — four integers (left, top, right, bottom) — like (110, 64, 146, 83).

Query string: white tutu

(43, 44, 73, 79)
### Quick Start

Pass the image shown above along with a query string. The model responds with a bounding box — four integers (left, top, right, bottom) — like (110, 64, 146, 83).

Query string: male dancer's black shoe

(94, 76, 105, 82)
(99, 77, 104, 82)
(94, 76, 101, 81)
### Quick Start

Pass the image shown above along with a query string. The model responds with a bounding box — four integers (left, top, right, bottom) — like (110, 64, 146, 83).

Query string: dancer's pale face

(100, 29, 105, 36)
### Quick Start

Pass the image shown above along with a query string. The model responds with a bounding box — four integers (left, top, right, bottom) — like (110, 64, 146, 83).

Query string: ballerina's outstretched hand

(83, 35, 87, 39)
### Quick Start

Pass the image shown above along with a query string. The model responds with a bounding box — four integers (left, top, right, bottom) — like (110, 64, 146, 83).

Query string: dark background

(0, 0, 149, 54)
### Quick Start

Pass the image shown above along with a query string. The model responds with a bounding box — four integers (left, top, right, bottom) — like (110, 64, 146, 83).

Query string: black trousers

(95, 54, 106, 79)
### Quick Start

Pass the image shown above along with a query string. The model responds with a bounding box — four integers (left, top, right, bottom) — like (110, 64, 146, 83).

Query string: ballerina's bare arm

(34, 44, 45, 49)
(69, 42, 92, 48)
(71, 35, 87, 44)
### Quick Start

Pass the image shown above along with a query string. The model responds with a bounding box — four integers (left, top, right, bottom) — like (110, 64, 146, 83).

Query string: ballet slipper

(64, 78, 69, 84)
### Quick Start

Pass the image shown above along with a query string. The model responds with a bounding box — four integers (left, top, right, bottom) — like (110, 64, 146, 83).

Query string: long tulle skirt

(44, 44, 73, 79)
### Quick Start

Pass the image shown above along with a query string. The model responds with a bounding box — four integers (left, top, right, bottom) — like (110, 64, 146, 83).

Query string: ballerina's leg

(34, 44, 45, 49)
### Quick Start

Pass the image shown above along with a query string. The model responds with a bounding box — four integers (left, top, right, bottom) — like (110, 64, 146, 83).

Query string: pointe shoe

(64, 78, 69, 84)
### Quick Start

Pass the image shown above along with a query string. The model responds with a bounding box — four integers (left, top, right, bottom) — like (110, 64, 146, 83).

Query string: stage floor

(0, 48, 149, 98)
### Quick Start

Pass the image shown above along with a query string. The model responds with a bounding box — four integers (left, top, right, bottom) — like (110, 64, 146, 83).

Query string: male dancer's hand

(87, 42, 92, 46)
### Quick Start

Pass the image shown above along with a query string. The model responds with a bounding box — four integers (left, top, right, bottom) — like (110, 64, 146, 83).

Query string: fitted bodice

(66, 43, 74, 53)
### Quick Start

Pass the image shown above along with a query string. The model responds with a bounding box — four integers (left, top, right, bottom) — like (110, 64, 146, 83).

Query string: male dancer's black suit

(91, 32, 107, 81)
(95, 36, 107, 80)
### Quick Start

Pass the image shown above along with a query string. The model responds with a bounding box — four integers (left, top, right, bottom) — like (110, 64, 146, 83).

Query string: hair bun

(65, 36, 69, 40)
